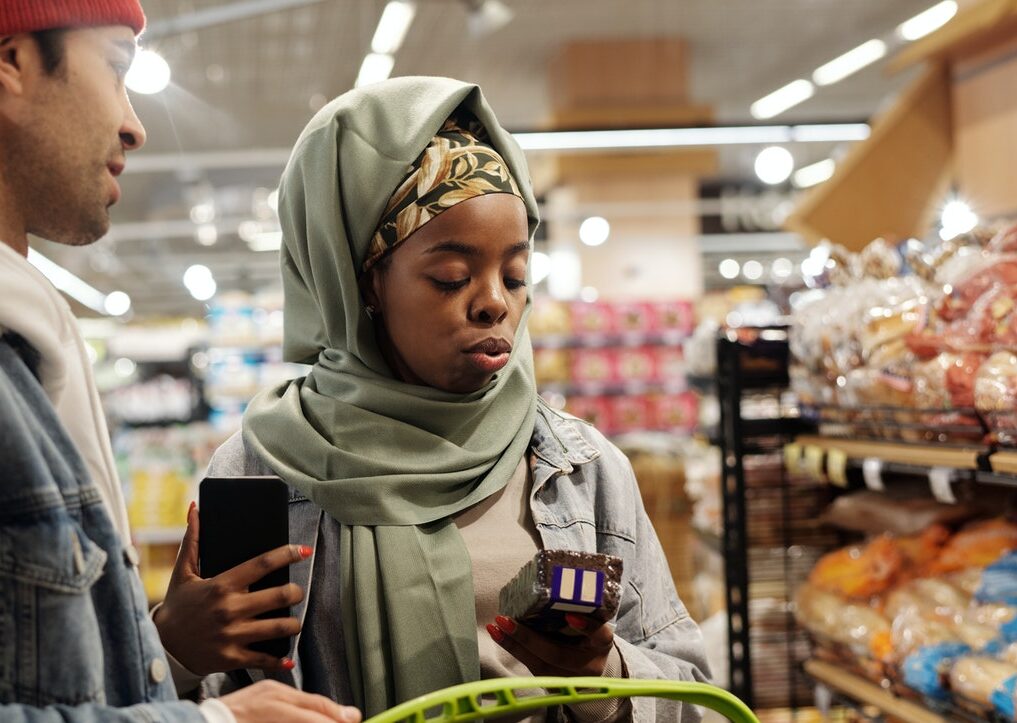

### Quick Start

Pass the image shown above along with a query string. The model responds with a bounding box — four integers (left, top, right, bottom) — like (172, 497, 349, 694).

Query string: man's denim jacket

(0, 334, 202, 722)
(206, 401, 711, 722)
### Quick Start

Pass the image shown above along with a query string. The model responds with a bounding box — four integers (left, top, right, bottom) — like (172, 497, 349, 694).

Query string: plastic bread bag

(931, 518, 1017, 575)
(858, 238, 903, 280)
(903, 641, 972, 699)
(976, 353, 1017, 412)
(988, 223, 1017, 255)
(794, 582, 890, 655)
(808, 535, 903, 599)
(977, 552, 1017, 606)
(949, 656, 1017, 708)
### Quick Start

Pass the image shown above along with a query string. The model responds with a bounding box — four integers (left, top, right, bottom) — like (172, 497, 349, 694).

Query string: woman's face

(364, 192, 531, 394)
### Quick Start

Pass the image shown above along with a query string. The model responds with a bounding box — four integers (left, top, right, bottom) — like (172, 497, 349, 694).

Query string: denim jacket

(205, 401, 710, 722)
(0, 334, 203, 723)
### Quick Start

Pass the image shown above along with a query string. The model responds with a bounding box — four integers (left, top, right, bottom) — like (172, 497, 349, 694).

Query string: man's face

(0, 26, 146, 246)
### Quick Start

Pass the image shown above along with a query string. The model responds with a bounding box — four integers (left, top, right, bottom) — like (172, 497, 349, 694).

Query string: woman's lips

(465, 351, 510, 374)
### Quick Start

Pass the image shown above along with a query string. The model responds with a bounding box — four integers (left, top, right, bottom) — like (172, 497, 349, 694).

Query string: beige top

(455, 455, 626, 723)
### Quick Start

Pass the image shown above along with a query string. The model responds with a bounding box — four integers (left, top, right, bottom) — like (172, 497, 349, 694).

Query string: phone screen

(199, 476, 290, 658)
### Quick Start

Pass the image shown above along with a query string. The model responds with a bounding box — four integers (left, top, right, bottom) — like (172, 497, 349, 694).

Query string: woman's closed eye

(430, 276, 527, 294)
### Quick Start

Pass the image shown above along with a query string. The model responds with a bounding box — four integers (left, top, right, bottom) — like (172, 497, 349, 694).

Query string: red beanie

(0, 0, 146, 36)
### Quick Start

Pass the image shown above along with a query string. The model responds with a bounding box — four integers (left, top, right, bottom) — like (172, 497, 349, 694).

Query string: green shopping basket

(364, 677, 759, 723)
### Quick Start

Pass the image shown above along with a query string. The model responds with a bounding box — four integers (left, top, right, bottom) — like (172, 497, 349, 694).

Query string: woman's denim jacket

(0, 334, 202, 722)
(206, 401, 711, 722)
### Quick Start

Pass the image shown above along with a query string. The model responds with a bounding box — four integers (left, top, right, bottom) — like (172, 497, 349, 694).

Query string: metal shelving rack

(714, 327, 834, 711)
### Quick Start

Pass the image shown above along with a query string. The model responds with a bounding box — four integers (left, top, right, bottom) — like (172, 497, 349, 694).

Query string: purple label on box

(549, 566, 604, 612)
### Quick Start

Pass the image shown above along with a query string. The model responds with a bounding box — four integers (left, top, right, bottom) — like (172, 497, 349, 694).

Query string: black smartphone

(199, 476, 290, 658)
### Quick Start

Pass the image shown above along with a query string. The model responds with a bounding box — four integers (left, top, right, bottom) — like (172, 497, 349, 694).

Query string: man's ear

(0, 35, 30, 97)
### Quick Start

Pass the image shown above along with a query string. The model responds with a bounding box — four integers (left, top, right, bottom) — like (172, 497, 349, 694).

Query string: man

(0, 3, 360, 722)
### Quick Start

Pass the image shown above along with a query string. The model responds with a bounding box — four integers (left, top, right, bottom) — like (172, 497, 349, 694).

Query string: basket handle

(364, 676, 758, 723)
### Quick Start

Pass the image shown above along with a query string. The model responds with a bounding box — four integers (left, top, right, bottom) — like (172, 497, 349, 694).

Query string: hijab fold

(243, 77, 539, 715)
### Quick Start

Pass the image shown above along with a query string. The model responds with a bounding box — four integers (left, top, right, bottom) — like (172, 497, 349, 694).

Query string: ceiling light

(27, 249, 108, 314)
(189, 202, 215, 224)
(939, 199, 978, 240)
(530, 251, 551, 284)
(771, 258, 794, 279)
(195, 224, 218, 246)
(183, 264, 216, 301)
(103, 291, 132, 317)
(125, 48, 171, 95)
(754, 146, 794, 185)
(793, 158, 836, 188)
(718, 259, 740, 280)
(812, 39, 887, 86)
(898, 1, 958, 41)
(371, 1, 417, 54)
(580, 286, 599, 303)
(356, 53, 395, 88)
(742, 260, 764, 281)
(466, 0, 514, 36)
(513, 123, 868, 152)
(113, 357, 137, 378)
(579, 216, 610, 246)
(750, 79, 815, 120)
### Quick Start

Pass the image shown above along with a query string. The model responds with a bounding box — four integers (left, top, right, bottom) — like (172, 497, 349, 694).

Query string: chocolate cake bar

(498, 549, 623, 635)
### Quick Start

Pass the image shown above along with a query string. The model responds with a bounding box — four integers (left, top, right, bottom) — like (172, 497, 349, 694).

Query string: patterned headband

(364, 114, 523, 272)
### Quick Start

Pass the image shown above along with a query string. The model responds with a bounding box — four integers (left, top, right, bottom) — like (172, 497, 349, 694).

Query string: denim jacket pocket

(0, 517, 108, 706)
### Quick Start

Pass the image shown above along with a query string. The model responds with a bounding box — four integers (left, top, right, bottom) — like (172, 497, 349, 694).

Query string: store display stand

(714, 327, 823, 712)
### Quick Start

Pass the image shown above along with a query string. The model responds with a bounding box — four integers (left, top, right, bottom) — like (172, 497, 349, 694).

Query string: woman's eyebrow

(424, 241, 479, 257)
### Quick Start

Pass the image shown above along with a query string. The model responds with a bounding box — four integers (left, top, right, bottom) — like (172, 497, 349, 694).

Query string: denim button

(149, 658, 167, 684)
(124, 545, 141, 567)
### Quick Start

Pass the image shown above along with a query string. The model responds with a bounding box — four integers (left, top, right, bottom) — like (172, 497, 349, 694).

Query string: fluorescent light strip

(371, 1, 416, 54)
(513, 123, 869, 151)
(792, 158, 836, 188)
(898, 1, 958, 41)
(355, 52, 395, 88)
(27, 249, 108, 314)
(750, 79, 815, 120)
(813, 39, 887, 86)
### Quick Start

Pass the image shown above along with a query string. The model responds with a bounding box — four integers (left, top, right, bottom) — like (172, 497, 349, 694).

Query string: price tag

(826, 449, 848, 488)
(784, 443, 803, 475)
(803, 445, 826, 483)
(862, 458, 885, 492)
(929, 467, 957, 504)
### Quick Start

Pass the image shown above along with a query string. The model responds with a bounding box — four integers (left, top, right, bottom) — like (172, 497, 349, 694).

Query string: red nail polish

(299, 545, 313, 559)
(282, 658, 295, 670)
(486, 624, 504, 642)
(565, 613, 589, 630)
(495, 615, 516, 634)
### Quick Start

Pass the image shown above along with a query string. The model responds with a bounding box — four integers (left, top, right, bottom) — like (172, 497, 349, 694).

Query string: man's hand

(220, 680, 361, 723)
(486, 613, 614, 677)
(153, 502, 310, 674)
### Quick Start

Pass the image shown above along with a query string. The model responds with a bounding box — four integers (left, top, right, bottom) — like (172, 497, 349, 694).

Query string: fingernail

(495, 615, 516, 634)
(298, 545, 313, 559)
(565, 613, 589, 630)
(188, 501, 196, 514)
(486, 623, 504, 642)
(281, 658, 295, 670)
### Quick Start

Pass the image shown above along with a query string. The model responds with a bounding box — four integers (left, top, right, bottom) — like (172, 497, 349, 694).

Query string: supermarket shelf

(531, 331, 689, 350)
(537, 381, 688, 397)
(134, 527, 186, 545)
(693, 525, 723, 556)
(803, 660, 946, 723)
(992, 451, 1017, 475)
(794, 435, 983, 470)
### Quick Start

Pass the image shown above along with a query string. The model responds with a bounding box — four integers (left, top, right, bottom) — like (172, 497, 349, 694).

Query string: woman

(193, 76, 709, 721)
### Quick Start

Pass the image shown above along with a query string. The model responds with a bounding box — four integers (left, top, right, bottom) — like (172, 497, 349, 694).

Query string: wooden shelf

(795, 435, 983, 470)
(804, 660, 946, 723)
(991, 451, 1017, 475)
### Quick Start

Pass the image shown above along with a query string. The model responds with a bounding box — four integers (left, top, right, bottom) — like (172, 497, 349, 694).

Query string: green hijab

(242, 77, 539, 715)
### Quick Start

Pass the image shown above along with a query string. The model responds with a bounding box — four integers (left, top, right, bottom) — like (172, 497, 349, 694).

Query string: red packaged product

(937, 257, 1017, 322)
(610, 395, 654, 433)
(570, 349, 618, 384)
(615, 347, 657, 383)
(652, 392, 698, 431)
(655, 300, 695, 335)
(614, 302, 659, 334)
(570, 301, 618, 336)
(565, 396, 615, 434)
(654, 346, 686, 382)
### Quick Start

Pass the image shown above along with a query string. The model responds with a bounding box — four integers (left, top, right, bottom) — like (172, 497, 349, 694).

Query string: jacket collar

(530, 401, 600, 474)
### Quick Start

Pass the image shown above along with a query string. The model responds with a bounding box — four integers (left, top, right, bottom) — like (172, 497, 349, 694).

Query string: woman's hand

(220, 680, 361, 723)
(153, 502, 309, 675)
(487, 613, 614, 677)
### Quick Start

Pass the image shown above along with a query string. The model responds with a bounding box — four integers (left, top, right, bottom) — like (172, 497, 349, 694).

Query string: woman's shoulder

(533, 400, 633, 478)
(207, 430, 276, 477)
